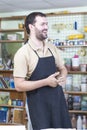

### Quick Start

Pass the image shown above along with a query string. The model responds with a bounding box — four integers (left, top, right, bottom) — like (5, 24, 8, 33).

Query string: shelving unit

(46, 12, 87, 129)
(0, 16, 27, 126)
(60, 45, 87, 115)
(0, 16, 27, 68)
(65, 89, 87, 113)
(0, 70, 26, 125)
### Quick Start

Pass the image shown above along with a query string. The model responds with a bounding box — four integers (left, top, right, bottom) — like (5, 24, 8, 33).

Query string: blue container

(9, 78, 15, 88)
(74, 21, 77, 30)
(0, 110, 7, 123)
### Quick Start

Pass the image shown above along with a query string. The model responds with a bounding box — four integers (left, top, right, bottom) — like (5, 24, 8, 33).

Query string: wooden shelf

(0, 29, 24, 32)
(0, 40, 24, 43)
(0, 123, 23, 125)
(68, 71, 87, 74)
(0, 70, 13, 77)
(57, 45, 87, 48)
(0, 88, 15, 91)
(0, 104, 25, 109)
(69, 110, 87, 114)
(64, 91, 87, 95)
(0, 16, 26, 20)
(46, 12, 87, 17)
(0, 88, 22, 92)
(0, 70, 13, 73)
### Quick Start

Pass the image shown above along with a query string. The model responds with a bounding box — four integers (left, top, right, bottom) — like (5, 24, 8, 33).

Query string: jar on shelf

(72, 54, 80, 71)
(81, 96, 87, 111)
(73, 95, 81, 110)
(81, 83, 87, 92)
(64, 58, 72, 71)
(65, 75, 73, 91)
(80, 64, 87, 72)
(73, 84, 81, 91)
(9, 78, 15, 88)
(81, 76, 87, 92)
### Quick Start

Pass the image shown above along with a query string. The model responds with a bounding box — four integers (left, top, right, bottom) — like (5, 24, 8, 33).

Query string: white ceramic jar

(81, 83, 87, 92)
(80, 64, 86, 72)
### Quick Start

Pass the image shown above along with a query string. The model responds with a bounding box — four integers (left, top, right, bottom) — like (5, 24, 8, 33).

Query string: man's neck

(30, 37, 44, 48)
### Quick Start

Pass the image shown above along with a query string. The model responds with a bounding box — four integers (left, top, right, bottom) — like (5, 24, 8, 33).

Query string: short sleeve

(13, 49, 28, 78)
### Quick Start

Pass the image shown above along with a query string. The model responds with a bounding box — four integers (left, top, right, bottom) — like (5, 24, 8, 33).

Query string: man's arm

(57, 65, 67, 86)
(14, 72, 60, 92)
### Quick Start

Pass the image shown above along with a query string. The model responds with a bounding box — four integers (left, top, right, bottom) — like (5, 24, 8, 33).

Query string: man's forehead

(35, 16, 47, 21)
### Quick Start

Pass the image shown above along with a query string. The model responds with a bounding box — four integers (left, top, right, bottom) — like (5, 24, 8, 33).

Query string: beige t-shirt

(13, 39, 64, 79)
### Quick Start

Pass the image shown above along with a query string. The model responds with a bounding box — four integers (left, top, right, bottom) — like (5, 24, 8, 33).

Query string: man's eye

(41, 23, 48, 26)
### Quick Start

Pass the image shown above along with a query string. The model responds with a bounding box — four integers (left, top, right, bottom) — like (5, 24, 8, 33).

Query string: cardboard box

(0, 92, 10, 105)
(13, 108, 23, 124)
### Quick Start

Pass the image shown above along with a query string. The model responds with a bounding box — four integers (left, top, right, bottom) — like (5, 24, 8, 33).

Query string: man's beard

(36, 31, 48, 41)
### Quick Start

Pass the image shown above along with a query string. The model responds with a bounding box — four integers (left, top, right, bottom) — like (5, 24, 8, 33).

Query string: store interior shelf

(0, 16, 26, 20)
(0, 70, 13, 73)
(0, 40, 24, 43)
(0, 15, 27, 126)
(0, 29, 24, 32)
(57, 45, 87, 48)
(0, 123, 24, 125)
(0, 104, 25, 109)
(0, 88, 22, 92)
(65, 91, 87, 95)
(46, 12, 87, 17)
(68, 71, 87, 74)
(69, 110, 87, 114)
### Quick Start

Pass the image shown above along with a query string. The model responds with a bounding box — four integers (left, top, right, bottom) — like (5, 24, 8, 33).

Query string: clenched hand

(46, 72, 60, 87)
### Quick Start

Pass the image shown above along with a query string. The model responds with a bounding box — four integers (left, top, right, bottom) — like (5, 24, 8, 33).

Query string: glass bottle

(71, 114, 77, 128)
(77, 115, 82, 130)
(67, 95, 73, 110)
(82, 115, 86, 130)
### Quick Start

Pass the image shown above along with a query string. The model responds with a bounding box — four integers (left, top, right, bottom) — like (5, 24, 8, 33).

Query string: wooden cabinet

(0, 16, 27, 125)
(0, 70, 26, 125)
(0, 15, 27, 70)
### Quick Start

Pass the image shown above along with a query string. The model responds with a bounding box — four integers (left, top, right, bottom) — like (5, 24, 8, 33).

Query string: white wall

(0, 6, 87, 17)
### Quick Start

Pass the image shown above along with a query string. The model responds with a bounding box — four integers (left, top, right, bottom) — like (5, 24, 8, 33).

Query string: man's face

(33, 16, 48, 41)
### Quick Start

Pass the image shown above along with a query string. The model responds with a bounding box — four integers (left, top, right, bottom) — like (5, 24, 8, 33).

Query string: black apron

(26, 48, 72, 130)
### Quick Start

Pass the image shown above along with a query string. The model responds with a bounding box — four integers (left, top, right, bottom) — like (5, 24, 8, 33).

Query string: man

(13, 12, 72, 130)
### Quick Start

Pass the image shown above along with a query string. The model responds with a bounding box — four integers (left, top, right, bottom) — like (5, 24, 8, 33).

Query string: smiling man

(13, 12, 72, 130)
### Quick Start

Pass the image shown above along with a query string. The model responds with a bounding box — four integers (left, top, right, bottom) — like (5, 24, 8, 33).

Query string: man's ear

(29, 24, 34, 30)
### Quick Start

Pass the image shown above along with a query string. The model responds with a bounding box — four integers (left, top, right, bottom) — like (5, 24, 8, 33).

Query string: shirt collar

(28, 39, 48, 51)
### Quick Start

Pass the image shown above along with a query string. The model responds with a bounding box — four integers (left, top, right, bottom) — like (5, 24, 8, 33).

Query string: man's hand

(46, 72, 60, 87)
(57, 75, 67, 86)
